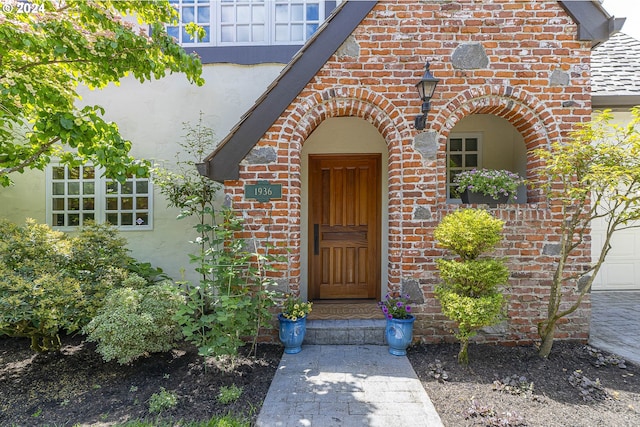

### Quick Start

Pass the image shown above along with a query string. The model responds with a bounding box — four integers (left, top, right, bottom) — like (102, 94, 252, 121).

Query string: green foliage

(0, 218, 162, 352)
(217, 385, 243, 404)
(148, 388, 178, 414)
(434, 209, 504, 260)
(156, 120, 279, 359)
(0, 268, 84, 352)
(434, 209, 507, 365)
(436, 259, 508, 298)
(0, 0, 204, 187)
(533, 108, 640, 357)
(84, 280, 183, 364)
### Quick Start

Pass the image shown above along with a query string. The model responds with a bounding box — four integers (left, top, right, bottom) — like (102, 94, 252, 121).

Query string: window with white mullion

(168, 0, 213, 45)
(274, 0, 321, 44)
(46, 164, 153, 231)
(447, 133, 483, 201)
(219, 0, 267, 44)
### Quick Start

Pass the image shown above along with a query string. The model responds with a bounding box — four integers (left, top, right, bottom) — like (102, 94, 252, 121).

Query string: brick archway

(282, 86, 411, 293)
(431, 85, 562, 202)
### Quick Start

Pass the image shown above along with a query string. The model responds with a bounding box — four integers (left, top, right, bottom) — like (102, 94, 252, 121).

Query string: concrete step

(304, 319, 387, 345)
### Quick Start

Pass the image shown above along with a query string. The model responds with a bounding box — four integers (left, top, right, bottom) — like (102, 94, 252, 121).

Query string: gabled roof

(592, 32, 640, 108)
(197, 1, 377, 182)
(199, 1, 622, 182)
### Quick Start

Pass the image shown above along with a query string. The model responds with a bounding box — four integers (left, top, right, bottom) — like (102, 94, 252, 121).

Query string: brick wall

(226, 0, 592, 345)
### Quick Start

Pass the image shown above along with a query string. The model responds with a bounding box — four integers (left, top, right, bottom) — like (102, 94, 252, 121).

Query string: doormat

(307, 302, 385, 320)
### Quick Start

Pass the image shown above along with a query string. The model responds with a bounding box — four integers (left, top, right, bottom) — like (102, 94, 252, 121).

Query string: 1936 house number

(244, 181, 282, 202)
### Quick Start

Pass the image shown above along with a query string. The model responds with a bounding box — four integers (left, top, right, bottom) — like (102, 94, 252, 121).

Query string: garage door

(592, 217, 640, 290)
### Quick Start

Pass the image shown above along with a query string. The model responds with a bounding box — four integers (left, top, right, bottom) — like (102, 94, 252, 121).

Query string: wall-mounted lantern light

(414, 62, 440, 130)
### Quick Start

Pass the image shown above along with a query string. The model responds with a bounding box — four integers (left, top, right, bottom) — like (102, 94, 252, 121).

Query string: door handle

(314, 224, 319, 255)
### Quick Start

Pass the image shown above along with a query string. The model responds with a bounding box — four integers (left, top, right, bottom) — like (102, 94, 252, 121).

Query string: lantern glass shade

(415, 63, 439, 101)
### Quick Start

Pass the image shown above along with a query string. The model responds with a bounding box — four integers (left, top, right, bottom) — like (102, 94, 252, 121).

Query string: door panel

(309, 155, 381, 300)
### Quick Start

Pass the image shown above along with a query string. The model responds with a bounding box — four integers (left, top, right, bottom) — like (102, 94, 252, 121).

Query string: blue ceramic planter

(278, 313, 307, 354)
(385, 315, 415, 356)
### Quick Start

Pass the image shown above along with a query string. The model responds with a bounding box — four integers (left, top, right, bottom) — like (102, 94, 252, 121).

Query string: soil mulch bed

(408, 342, 640, 427)
(1, 335, 639, 426)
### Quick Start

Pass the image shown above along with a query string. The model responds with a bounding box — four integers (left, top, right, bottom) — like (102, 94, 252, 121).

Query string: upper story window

(46, 164, 153, 231)
(168, 0, 324, 46)
(447, 133, 483, 201)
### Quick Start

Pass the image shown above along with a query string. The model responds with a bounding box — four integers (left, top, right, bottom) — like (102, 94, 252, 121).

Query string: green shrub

(84, 280, 183, 364)
(0, 268, 84, 352)
(217, 384, 243, 404)
(0, 218, 167, 353)
(433, 209, 504, 260)
(148, 388, 178, 414)
(434, 209, 508, 365)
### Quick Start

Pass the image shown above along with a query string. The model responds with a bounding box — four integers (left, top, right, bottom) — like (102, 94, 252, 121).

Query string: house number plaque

(244, 181, 282, 202)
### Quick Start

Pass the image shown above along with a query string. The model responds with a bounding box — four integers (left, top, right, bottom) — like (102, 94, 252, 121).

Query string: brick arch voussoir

(433, 87, 560, 152)
(281, 87, 408, 154)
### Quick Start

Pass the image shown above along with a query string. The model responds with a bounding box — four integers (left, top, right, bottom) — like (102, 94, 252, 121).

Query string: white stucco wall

(0, 63, 285, 283)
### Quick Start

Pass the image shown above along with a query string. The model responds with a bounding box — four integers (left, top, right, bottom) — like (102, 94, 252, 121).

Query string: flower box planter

(460, 189, 510, 205)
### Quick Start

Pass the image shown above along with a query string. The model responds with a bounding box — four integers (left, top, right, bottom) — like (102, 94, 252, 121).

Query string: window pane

(84, 182, 95, 195)
(291, 24, 303, 41)
(53, 213, 65, 227)
(136, 197, 149, 210)
(136, 214, 148, 226)
(83, 213, 94, 222)
(275, 24, 288, 41)
(121, 213, 133, 226)
(106, 181, 118, 194)
(106, 213, 118, 225)
(52, 198, 65, 210)
(200, 25, 211, 42)
(465, 154, 478, 167)
(168, 26, 179, 39)
(237, 5, 250, 22)
(221, 26, 234, 42)
(69, 214, 80, 226)
(450, 155, 462, 168)
(237, 25, 250, 42)
(68, 167, 80, 179)
(122, 181, 134, 195)
(53, 167, 65, 180)
(197, 6, 209, 23)
(449, 139, 462, 152)
(136, 181, 148, 194)
(83, 198, 95, 210)
(275, 4, 288, 21)
(221, 5, 234, 22)
(121, 197, 133, 210)
(306, 23, 318, 39)
(466, 138, 478, 151)
(68, 182, 80, 195)
(106, 197, 118, 210)
(252, 24, 264, 41)
(182, 6, 194, 23)
(83, 167, 95, 179)
(68, 198, 80, 211)
(53, 182, 65, 195)
(182, 27, 192, 42)
(252, 4, 264, 22)
(291, 4, 303, 21)
(306, 3, 319, 20)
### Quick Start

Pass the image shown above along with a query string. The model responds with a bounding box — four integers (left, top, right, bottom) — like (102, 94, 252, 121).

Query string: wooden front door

(309, 154, 381, 300)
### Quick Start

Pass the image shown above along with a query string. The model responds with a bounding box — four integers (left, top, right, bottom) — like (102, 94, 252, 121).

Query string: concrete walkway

(589, 290, 640, 366)
(255, 345, 443, 427)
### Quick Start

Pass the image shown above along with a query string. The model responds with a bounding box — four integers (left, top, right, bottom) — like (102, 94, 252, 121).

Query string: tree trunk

(458, 338, 469, 366)
(538, 319, 557, 358)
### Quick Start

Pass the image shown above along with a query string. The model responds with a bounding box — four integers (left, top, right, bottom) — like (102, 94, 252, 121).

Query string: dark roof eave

(592, 94, 640, 108)
(199, 1, 377, 182)
(559, 0, 625, 48)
